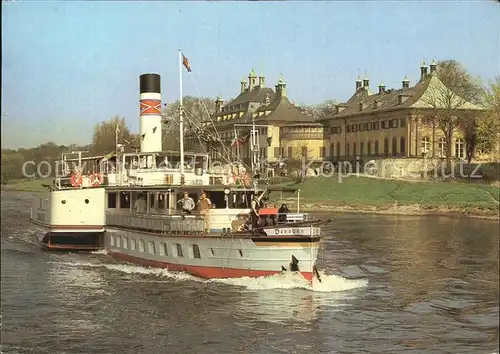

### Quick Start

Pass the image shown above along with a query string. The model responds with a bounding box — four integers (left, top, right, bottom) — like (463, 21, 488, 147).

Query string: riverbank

(1, 178, 51, 193)
(273, 176, 500, 220)
(3, 176, 499, 219)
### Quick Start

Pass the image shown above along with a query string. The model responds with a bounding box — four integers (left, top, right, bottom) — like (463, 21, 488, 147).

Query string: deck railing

(106, 210, 205, 233)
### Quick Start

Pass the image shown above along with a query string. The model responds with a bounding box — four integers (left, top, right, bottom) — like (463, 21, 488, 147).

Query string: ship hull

(105, 227, 320, 281)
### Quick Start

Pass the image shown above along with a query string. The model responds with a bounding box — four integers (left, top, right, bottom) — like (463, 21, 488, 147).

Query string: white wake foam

(50, 261, 368, 293)
(90, 249, 109, 255)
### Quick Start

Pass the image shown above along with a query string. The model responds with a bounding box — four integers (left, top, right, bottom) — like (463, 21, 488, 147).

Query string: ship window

(61, 200, 66, 204)
(139, 240, 145, 252)
(210, 248, 215, 256)
(122, 237, 128, 249)
(160, 242, 168, 256)
(116, 237, 121, 248)
(85, 199, 89, 204)
(148, 241, 155, 254)
(239, 249, 243, 257)
(130, 239, 136, 251)
(192, 244, 201, 259)
(110, 235, 115, 246)
(176, 243, 183, 257)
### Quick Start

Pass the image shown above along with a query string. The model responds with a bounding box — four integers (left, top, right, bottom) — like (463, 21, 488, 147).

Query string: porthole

(61, 200, 66, 204)
(85, 199, 89, 204)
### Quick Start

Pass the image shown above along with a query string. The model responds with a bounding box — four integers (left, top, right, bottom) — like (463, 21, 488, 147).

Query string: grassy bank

(1, 178, 52, 193)
(3, 176, 499, 219)
(273, 176, 500, 219)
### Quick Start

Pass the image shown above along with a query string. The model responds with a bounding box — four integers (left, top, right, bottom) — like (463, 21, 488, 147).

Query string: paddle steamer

(30, 51, 327, 282)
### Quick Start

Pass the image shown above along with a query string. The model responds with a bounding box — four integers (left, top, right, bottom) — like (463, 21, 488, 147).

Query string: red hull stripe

(109, 251, 313, 281)
(38, 242, 100, 251)
(140, 99, 161, 115)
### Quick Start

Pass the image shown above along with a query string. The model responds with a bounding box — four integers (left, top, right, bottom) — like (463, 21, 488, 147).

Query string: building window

(336, 142, 341, 158)
(391, 119, 399, 129)
(373, 122, 380, 130)
(455, 138, 465, 159)
(367, 122, 372, 131)
(130, 239, 136, 251)
(352, 124, 358, 133)
(159, 242, 168, 256)
(367, 141, 372, 155)
(347, 125, 352, 133)
(148, 241, 155, 254)
(319, 147, 326, 158)
(375, 140, 379, 155)
(287, 146, 293, 158)
(116, 236, 121, 248)
(176, 243, 184, 257)
(139, 240, 145, 252)
(192, 245, 201, 259)
(346, 143, 350, 157)
(392, 137, 398, 156)
(359, 123, 365, 132)
(110, 235, 115, 246)
(122, 237, 128, 249)
(384, 138, 389, 156)
(400, 137, 406, 155)
(360, 142, 364, 156)
(400, 118, 406, 127)
(421, 137, 430, 155)
(438, 137, 446, 157)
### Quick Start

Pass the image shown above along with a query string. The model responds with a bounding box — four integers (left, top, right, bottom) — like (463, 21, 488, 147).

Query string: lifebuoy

(70, 174, 83, 187)
(90, 173, 103, 187)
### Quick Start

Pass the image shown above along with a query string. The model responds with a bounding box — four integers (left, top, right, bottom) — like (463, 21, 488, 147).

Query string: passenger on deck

(278, 203, 290, 222)
(177, 192, 195, 215)
(250, 188, 267, 229)
(134, 193, 147, 214)
(197, 192, 212, 232)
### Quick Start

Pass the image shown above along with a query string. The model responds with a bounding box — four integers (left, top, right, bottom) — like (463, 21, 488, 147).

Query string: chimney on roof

(215, 95, 224, 113)
(363, 74, 369, 89)
(402, 76, 410, 89)
(248, 68, 257, 90)
(240, 77, 247, 93)
(276, 74, 287, 99)
(378, 81, 386, 94)
(420, 60, 428, 81)
(429, 59, 437, 75)
(259, 69, 265, 88)
(355, 76, 362, 91)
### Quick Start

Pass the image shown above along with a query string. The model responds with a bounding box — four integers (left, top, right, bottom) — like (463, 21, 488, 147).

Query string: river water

(1, 191, 498, 353)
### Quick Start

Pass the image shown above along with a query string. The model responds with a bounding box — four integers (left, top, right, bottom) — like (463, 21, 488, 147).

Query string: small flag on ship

(182, 54, 192, 72)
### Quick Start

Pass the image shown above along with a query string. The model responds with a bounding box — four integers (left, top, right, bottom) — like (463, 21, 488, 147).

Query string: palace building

(200, 69, 325, 164)
(320, 60, 485, 162)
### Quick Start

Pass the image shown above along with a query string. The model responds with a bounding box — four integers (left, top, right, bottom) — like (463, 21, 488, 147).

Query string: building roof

(228, 86, 275, 106)
(255, 96, 316, 124)
(320, 74, 484, 123)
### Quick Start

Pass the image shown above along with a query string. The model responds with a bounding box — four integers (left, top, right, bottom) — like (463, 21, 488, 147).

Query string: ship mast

(178, 49, 185, 179)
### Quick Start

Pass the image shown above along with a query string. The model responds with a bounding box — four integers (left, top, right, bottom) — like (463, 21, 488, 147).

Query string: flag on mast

(231, 129, 242, 148)
(182, 54, 192, 72)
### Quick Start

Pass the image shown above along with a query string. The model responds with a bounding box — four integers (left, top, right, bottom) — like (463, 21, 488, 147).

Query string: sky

(2, 1, 499, 149)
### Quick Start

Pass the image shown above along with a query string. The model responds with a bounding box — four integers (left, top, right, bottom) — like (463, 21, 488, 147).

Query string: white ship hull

(105, 227, 320, 281)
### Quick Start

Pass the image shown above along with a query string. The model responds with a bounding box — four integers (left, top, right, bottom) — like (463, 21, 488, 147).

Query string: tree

(1, 152, 25, 184)
(91, 116, 135, 155)
(421, 60, 484, 167)
(298, 99, 338, 120)
(161, 96, 215, 151)
(477, 77, 500, 154)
